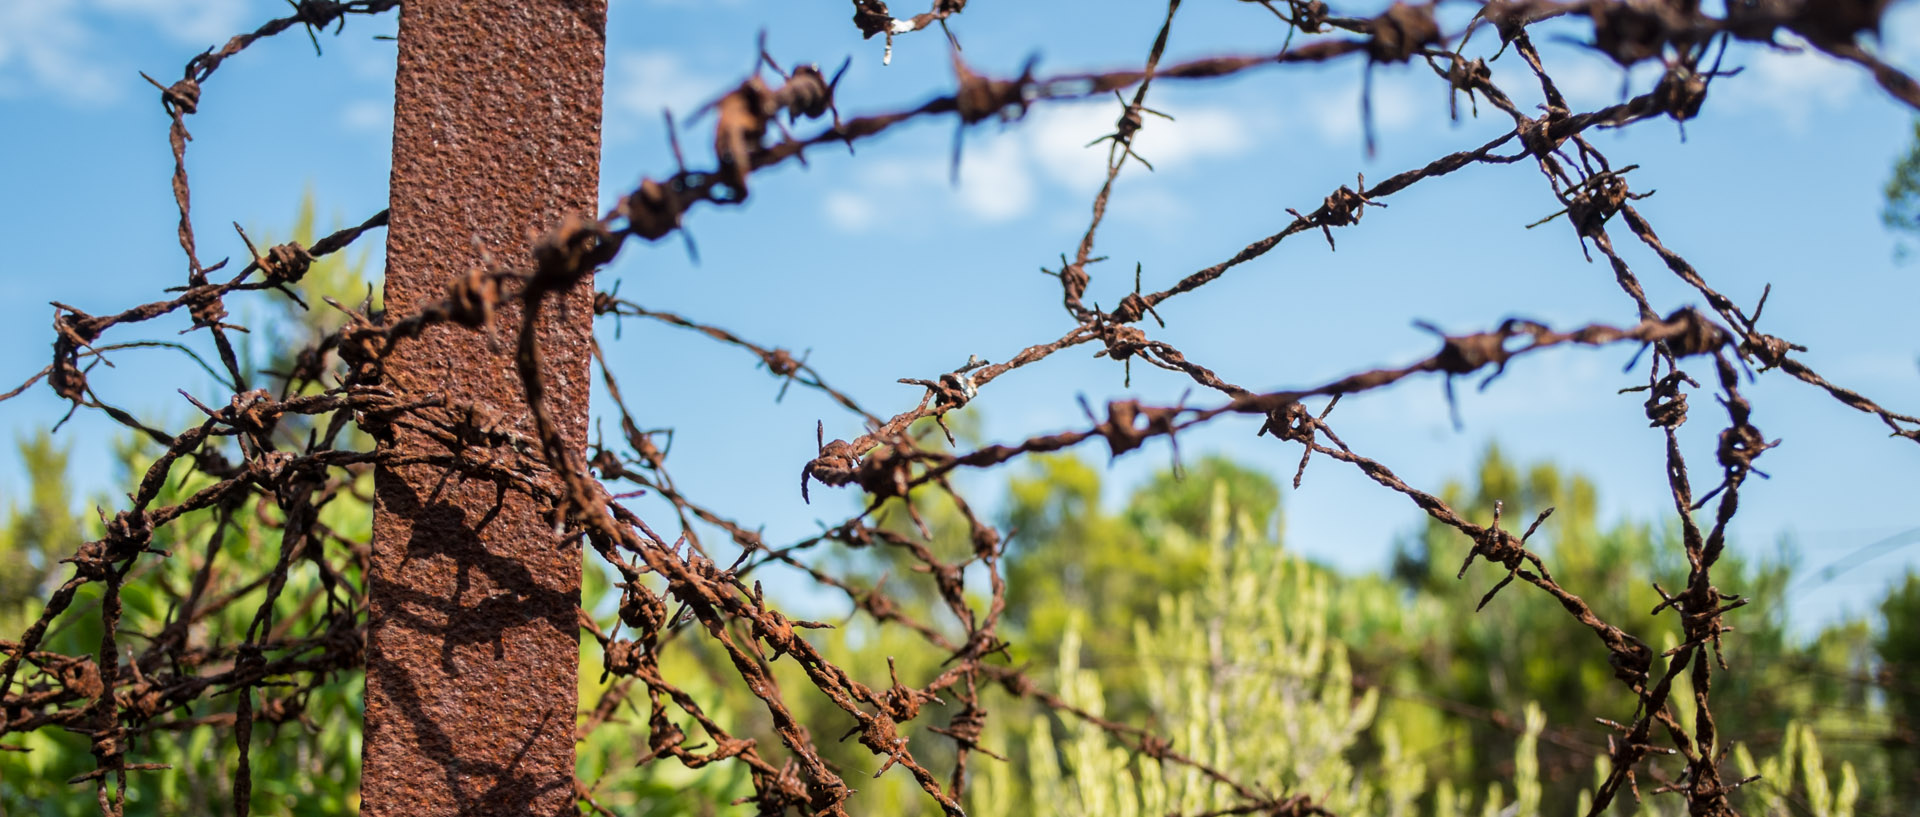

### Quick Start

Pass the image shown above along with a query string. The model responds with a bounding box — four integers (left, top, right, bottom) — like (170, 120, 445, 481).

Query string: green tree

(14, 257, 1912, 816)
(1885, 120, 1920, 257)
(1876, 572, 1920, 801)
(0, 197, 375, 816)
(987, 444, 1908, 815)
(1002, 454, 1277, 661)
(1382, 445, 1896, 813)
(0, 434, 78, 643)
(0, 196, 788, 816)
(973, 471, 1546, 817)
(1732, 720, 1863, 817)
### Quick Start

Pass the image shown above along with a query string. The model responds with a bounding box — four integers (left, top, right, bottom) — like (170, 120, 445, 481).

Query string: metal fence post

(364, 2, 606, 813)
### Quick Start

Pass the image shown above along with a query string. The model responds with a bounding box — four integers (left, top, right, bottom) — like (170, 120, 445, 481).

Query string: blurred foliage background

(3, 201, 1916, 816)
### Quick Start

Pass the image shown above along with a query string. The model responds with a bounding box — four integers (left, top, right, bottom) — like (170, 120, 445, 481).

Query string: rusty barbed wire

(847, 0, 969, 65)
(7, 2, 1920, 816)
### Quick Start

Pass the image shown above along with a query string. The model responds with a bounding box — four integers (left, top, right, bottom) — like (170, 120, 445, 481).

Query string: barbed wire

(5, 1, 1920, 816)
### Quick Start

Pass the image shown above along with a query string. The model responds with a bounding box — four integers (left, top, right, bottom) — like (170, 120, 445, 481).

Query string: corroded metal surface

(365, 2, 605, 814)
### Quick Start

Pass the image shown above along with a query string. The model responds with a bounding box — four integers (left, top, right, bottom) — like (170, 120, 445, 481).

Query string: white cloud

(1100, 185, 1195, 231)
(341, 98, 390, 133)
(1719, 37, 1866, 129)
(0, 0, 252, 105)
(1880, 2, 1920, 66)
(0, 1, 116, 104)
(807, 157, 937, 232)
(813, 101, 1260, 233)
(94, 0, 247, 45)
(1337, 344, 1618, 430)
(860, 156, 943, 189)
(1027, 103, 1122, 189)
(1304, 72, 1422, 144)
(607, 50, 730, 120)
(1546, 58, 1624, 103)
(1144, 107, 1254, 163)
(1027, 101, 1256, 189)
(1549, 58, 1662, 109)
(954, 133, 1035, 222)
(823, 190, 876, 233)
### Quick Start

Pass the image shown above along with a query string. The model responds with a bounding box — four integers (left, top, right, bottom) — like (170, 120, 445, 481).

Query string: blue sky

(2, 0, 1917, 632)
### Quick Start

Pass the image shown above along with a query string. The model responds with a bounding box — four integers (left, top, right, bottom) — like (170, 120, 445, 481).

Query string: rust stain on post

(365, 1, 605, 814)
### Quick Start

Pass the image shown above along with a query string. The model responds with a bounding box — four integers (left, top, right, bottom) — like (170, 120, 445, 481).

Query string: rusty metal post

(364, 2, 605, 814)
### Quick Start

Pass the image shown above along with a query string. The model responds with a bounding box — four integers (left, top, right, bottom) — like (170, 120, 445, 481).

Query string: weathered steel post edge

(364, 2, 606, 814)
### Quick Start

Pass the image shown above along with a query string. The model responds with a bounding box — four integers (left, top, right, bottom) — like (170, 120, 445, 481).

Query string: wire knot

(856, 443, 915, 499)
(185, 287, 230, 331)
(1095, 400, 1178, 458)
(445, 267, 500, 329)
(1716, 421, 1776, 474)
(1639, 370, 1696, 428)
(1740, 332, 1802, 370)
(1658, 306, 1729, 358)
(1263, 401, 1317, 444)
(101, 508, 154, 562)
(851, 0, 894, 38)
(621, 178, 686, 241)
(531, 213, 619, 292)
(1589, 0, 1690, 67)
(1520, 111, 1570, 158)
(1652, 62, 1710, 121)
(1367, 2, 1441, 64)
(1138, 734, 1174, 760)
(881, 659, 942, 722)
(161, 77, 201, 115)
(801, 430, 861, 503)
(1095, 321, 1149, 362)
(953, 56, 1031, 124)
(260, 241, 314, 285)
